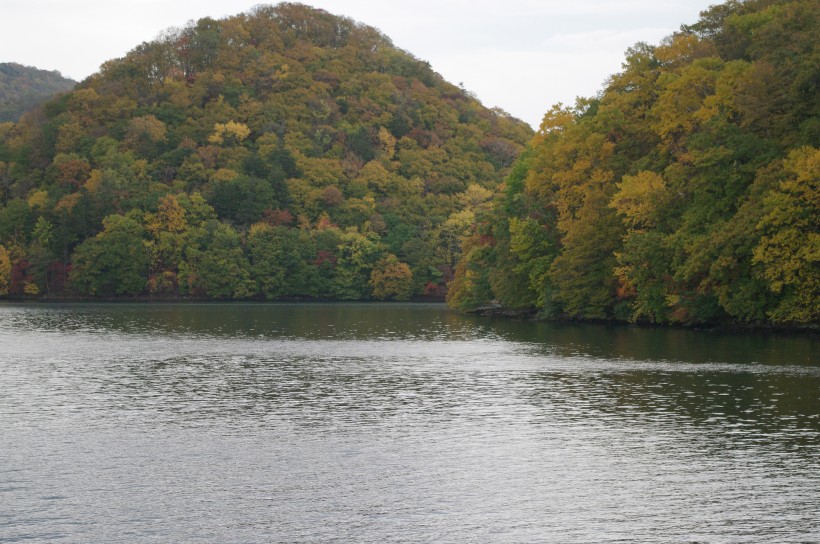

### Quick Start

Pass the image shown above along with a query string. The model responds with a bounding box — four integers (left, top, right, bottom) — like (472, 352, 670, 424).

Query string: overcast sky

(2, 0, 717, 128)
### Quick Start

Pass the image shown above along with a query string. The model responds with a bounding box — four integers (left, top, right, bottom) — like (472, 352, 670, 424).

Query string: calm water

(1, 302, 818, 543)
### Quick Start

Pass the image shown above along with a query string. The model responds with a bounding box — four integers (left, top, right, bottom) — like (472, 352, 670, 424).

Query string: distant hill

(0, 3, 532, 300)
(0, 63, 77, 122)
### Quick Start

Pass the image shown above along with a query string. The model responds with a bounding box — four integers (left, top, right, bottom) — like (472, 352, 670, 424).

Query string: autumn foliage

(448, 0, 819, 327)
(0, 3, 531, 301)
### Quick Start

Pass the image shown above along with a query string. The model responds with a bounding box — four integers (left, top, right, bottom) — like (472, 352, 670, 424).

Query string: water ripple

(1, 303, 818, 543)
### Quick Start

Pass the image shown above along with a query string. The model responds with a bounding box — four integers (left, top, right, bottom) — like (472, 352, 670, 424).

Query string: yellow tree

(610, 171, 669, 229)
(208, 121, 250, 145)
(144, 194, 189, 295)
(370, 254, 413, 300)
(753, 146, 820, 323)
(0, 245, 10, 296)
(609, 171, 674, 322)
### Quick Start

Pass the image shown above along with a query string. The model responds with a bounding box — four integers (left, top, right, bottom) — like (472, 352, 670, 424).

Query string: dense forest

(1, 0, 817, 328)
(448, 0, 818, 327)
(0, 63, 76, 122)
(0, 3, 531, 301)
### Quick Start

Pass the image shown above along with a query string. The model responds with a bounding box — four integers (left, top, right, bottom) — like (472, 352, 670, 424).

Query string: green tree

(549, 189, 623, 319)
(186, 221, 254, 299)
(70, 214, 148, 296)
(247, 222, 318, 299)
(333, 229, 382, 299)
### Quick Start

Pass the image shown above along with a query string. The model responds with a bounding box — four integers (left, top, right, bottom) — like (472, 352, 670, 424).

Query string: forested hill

(0, 63, 76, 122)
(448, 0, 819, 327)
(0, 3, 532, 300)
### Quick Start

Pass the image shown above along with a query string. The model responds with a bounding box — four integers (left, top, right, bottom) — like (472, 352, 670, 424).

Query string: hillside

(0, 3, 532, 300)
(0, 63, 76, 122)
(448, 0, 819, 327)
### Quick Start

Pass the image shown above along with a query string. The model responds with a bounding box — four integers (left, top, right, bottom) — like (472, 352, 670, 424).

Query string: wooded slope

(448, 0, 818, 327)
(0, 63, 76, 122)
(0, 3, 531, 300)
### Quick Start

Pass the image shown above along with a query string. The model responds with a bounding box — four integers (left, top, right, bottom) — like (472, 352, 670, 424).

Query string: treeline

(24, 193, 423, 300)
(0, 3, 531, 300)
(0, 63, 76, 122)
(448, 0, 818, 326)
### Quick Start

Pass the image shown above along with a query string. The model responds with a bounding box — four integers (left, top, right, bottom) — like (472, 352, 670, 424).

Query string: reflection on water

(4, 301, 817, 364)
(1, 303, 818, 543)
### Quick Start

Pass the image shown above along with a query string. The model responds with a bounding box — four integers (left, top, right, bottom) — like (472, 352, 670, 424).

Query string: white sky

(2, 0, 717, 128)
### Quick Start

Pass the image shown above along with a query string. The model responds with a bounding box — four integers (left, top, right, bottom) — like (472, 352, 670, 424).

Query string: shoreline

(0, 295, 447, 304)
(466, 304, 820, 335)
(2, 296, 817, 334)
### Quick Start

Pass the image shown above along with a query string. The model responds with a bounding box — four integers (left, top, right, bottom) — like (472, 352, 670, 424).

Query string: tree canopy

(448, 0, 819, 328)
(0, 2, 531, 301)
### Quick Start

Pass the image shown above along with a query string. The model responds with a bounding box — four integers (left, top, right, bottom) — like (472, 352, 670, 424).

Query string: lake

(1, 302, 818, 542)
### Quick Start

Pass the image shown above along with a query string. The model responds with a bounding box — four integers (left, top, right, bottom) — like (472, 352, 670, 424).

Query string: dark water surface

(1, 302, 818, 543)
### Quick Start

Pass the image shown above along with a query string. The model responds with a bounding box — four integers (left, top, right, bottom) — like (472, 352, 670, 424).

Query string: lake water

(1, 302, 818, 543)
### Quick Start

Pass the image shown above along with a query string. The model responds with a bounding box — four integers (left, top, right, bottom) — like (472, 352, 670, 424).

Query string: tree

(186, 221, 254, 299)
(145, 194, 189, 295)
(370, 254, 413, 300)
(70, 214, 148, 296)
(549, 189, 623, 319)
(247, 222, 317, 299)
(753, 146, 819, 323)
(125, 115, 167, 156)
(333, 229, 382, 299)
(208, 121, 251, 145)
(0, 244, 10, 296)
(613, 231, 674, 323)
(609, 171, 669, 229)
